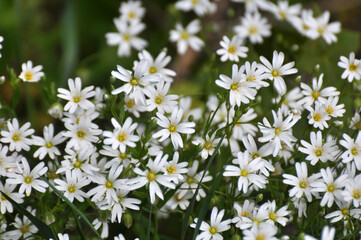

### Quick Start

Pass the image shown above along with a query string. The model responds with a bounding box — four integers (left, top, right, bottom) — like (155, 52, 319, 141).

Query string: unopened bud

(45, 212, 56, 225)
(295, 75, 301, 83)
(231, 234, 241, 240)
(211, 195, 220, 205)
(256, 193, 263, 203)
(123, 213, 133, 229)
(188, 115, 194, 122)
(314, 64, 320, 72)
(110, 76, 116, 83)
(297, 233, 305, 240)
(216, 93, 224, 102)
(0, 76, 5, 85)
(227, 8, 235, 18)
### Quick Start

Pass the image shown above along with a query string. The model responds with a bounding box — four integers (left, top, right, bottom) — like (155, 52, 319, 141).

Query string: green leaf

(180, 135, 225, 240)
(0, 191, 56, 240)
(41, 177, 102, 239)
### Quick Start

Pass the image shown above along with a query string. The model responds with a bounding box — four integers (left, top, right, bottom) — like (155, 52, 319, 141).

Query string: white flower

(283, 162, 320, 202)
(258, 51, 298, 96)
(136, 50, 176, 82)
(175, 0, 216, 16)
(341, 174, 361, 207)
(311, 167, 347, 207)
(258, 109, 299, 156)
(8, 207, 38, 239)
(234, 12, 271, 44)
(263, 201, 291, 226)
(304, 226, 336, 240)
(224, 151, 267, 193)
(111, 60, 159, 105)
(163, 151, 188, 183)
(190, 207, 231, 240)
(232, 200, 256, 229)
(144, 80, 178, 114)
(103, 117, 139, 153)
(325, 200, 361, 223)
(299, 131, 338, 165)
(0, 182, 24, 214)
(0, 118, 34, 152)
(153, 107, 195, 149)
(63, 116, 102, 150)
(170, 19, 204, 54)
(100, 146, 135, 168)
(306, 102, 330, 130)
(32, 124, 66, 160)
(119, 0, 145, 23)
(54, 171, 90, 202)
(231, 107, 258, 139)
(305, 11, 341, 44)
(192, 132, 221, 160)
(340, 132, 361, 170)
(106, 18, 147, 57)
(166, 190, 192, 210)
(215, 64, 258, 106)
(298, 73, 339, 107)
(242, 222, 278, 240)
(128, 152, 176, 204)
(216, 35, 248, 62)
(231, 0, 268, 13)
(57, 77, 95, 113)
(274, 87, 303, 116)
(244, 61, 269, 89)
(338, 52, 361, 82)
(48, 103, 63, 119)
(318, 96, 345, 118)
(19, 60, 44, 82)
(6, 158, 48, 196)
(266, 1, 301, 22)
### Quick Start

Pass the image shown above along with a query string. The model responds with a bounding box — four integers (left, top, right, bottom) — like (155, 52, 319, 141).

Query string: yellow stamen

(12, 133, 22, 142)
(209, 226, 217, 235)
(167, 165, 177, 175)
(168, 124, 177, 133)
(77, 131, 87, 140)
(105, 180, 113, 189)
(118, 132, 127, 142)
(313, 113, 322, 122)
(155, 94, 165, 105)
(24, 71, 33, 81)
(228, 45, 237, 54)
(24, 176, 33, 184)
(68, 184, 76, 193)
(147, 171, 156, 181)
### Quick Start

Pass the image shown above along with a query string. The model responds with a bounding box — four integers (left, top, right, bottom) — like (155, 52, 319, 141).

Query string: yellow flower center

(46, 142, 53, 148)
(349, 63, 358, 72)
(327, 184, 335, 192)
(230, 82, 239, 91)
(123, 34, 131, 41)
(118, 131, 127, 142)
(209, 226, 217, 235)
(77, 130, 87, 140)
(269, 212, 277, 220)
(325, 105, 334, 115)
(351, 147, 359, 156)
(130, 77, 138, 86)
(299, 180, 308, 189)
(256, 234, 266, 240)
(341, 208, 349, 216)
(126, 99, 135, 109)
(155, 94, 165, 105)
(147, 171, 157, 181)
(128, 11, 136, 19)
(314, 148, 324, 156)
(73, 95, 82, 103)
(191, 0, 198, 5)
(12, 132, 22, 142)
(312, 91, 320, 100)
(204, 141, 213, 150)
(352, 190, 361, 199)
(167, 165, 177, 175)
(241, 211, 250, 217)
(0, 194, 6, 201)
(68, 184, 77, 193)
(247, 75, 256, 81)
(24, 71, 33, 81)
(302, 24, 310, 30)
(249, 26, 258, 34)
(186, 176, 195, 184)
(180, 31, 189, 40)
(119, 153, 127, 159)
(105, 180, 113, 189)
(228, 45, 237, 54)
(279, 11, 286, 19)
(317, 26, 325, 34)
(20, 225, 30, 234)
(274, 127, 281, 135)
(251, 152, 260, 159)
(168, 124, 177, 133)
(149, 66, 157, 74)
(271, 69, 279, 77)
(24, 176, 33, 184)
(240, 169, 248, 177)
(73, 159, 82, 168)
(49, 170, 58, 180)
(313, 113, 322, 122)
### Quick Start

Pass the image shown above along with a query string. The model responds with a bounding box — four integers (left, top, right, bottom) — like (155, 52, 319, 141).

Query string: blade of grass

(180, 135, 224, 240)
(41, 177, 102, 239)
(0, 191, 56, 240)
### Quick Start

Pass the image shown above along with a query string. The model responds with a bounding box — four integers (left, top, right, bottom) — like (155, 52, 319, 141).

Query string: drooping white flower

(338, 52, 361, 82)
(234, 12, 271, 44)
(216, 35, 248, 62)
(0, 118, 34, 152)
(153, 107, 195, 149)
(19, 60, 44, 82)
(258, 51, 298, 96)
(190, 207, 231, 240)
(57, 77, 95, 113)
(170, 19, 204, 55)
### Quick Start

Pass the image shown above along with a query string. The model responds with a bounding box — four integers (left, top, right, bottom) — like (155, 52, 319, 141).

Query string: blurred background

(0, 0, 360, 130)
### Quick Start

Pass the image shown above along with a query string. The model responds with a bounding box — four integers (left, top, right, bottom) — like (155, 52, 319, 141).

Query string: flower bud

(123, 213, 133, 229)
(314, 64, 320, 72)
(256, 193, 263, 203)
(216, 93, 224, 102)
(0, 76, 5, 85)
(297, 233, 305, 240)
(295, 75, 301, 83)
(188, 115, 194, 122)
(44, 211, 56, 225)
(48, 103, 63, 119)
(231, 234, 241, 240)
